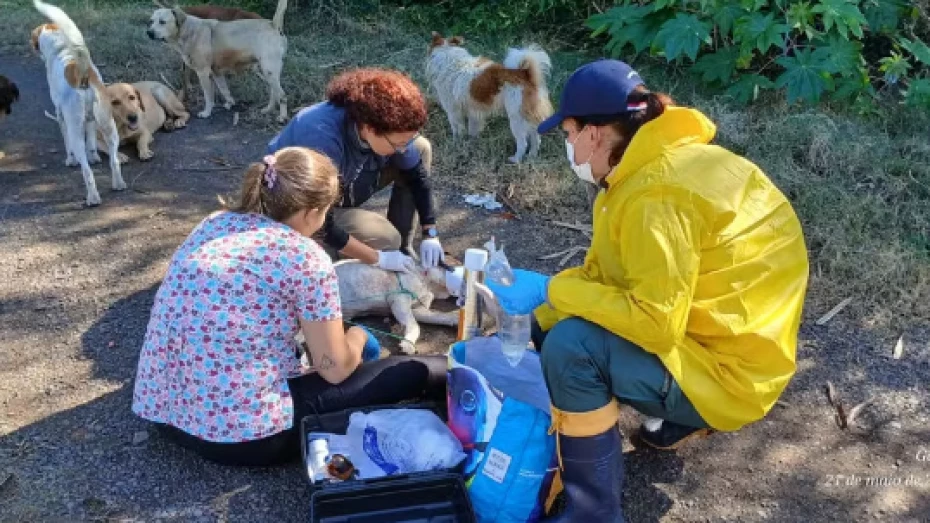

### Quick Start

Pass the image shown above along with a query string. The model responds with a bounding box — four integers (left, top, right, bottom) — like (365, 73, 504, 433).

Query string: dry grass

(2, 0, 928, 330)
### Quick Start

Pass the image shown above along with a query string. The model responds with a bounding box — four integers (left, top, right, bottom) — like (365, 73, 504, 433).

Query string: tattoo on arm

(317, 354, 336, 371)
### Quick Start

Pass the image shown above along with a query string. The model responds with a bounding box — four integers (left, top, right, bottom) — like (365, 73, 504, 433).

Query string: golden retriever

(99, 81, 189, 162)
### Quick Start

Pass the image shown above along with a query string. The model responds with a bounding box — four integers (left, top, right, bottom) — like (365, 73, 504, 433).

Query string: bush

(587, 0, 930, 109)
(386, 0, 601, 36)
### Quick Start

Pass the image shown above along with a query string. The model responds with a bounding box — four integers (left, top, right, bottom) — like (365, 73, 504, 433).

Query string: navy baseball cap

(538, 59, 646, 134)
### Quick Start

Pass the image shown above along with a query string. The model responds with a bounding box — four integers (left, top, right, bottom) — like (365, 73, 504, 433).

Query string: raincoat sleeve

(545, 190, 704, 353)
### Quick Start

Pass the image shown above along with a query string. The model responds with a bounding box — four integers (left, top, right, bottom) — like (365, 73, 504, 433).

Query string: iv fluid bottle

(484, 242, 531, 367)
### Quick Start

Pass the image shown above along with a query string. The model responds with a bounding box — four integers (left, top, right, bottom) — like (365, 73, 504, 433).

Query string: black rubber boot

(638, 419, 714, 451)
(546, 426, 625, 522)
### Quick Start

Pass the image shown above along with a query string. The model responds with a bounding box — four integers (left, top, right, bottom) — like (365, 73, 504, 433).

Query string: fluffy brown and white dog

(101, 81, 189, 162)
(31, 0, 125, 207)
(147, 0, 289, 121)
(426, 32, 553, 163)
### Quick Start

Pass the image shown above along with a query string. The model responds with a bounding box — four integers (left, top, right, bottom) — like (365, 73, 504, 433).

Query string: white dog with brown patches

(32, 0, 125, 207)
(147, 0, 289, 122)
(334, 260, 460, 354)
(426, 32, 553, 163)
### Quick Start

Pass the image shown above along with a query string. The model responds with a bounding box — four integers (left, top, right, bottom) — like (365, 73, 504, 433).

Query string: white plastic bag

(346, 409, 466, 479)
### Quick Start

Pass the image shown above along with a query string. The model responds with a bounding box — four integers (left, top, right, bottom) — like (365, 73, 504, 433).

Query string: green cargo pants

(533, 317, 708, 429)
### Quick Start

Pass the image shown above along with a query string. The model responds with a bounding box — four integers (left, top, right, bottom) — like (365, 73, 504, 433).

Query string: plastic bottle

(483, 238, 531, 367)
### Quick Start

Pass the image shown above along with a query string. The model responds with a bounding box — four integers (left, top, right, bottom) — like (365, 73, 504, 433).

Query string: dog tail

(503, 45, 553, 124)
(271, 0, 288, 32)
(33, 0, 100, 91)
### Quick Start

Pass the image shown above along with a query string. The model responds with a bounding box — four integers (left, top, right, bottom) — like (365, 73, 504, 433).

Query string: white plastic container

(306, 437, 330, 484)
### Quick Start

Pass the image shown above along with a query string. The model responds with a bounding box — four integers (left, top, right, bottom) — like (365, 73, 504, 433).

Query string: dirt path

(1, 53, 929, 523)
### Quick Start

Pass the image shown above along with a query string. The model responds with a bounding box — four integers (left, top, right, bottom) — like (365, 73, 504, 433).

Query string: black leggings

(157, 355, 448, 466)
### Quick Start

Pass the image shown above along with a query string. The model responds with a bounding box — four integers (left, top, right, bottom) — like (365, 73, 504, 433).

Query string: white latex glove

(419, 237, 444, 268)
(376, 250, 417, 273)
(444, 267, 465, 297)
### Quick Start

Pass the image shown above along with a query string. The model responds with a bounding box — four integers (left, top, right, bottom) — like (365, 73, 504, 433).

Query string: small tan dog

(99, 81, 189, 162)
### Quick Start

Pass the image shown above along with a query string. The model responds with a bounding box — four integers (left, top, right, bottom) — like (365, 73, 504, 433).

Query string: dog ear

(430, 31, 444, 46)
(449, 36, 465, 46)
(172, 6, 187, 26)
(134, 88, 146, 112)
(30, 26, 42, 51)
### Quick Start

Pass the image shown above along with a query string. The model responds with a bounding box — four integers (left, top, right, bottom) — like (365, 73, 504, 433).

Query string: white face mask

(566, 130, 595, 184)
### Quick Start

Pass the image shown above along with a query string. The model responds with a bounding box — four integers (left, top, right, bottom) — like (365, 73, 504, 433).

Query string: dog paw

(173, 118, 189, 129)
(112, 179, 128, 191)
(117, 152, 130, 164)
(507, 155, 522, 164)
(88, 152, 102, 164)
(85, 192, 102, 207)
(65, 156, 78, 167)
(139, 150, 154, 161)
(223, 102, 234, 110)
(399, 340, 418, 355)
(197, 110, 212, 119)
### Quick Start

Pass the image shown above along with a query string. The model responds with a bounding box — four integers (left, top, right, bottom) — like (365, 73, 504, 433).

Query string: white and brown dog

(32, 0, 125, 207)
(334, 260, 460, 354)
(103, 81, 189, 162)
(426, 32, 553, 163)
(332, 260, 500, 354)
(147, 0, 289, 122)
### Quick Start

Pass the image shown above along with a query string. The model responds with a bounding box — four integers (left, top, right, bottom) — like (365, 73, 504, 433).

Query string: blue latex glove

(361, 328, 382, 362)
(484, 269, 551, 315)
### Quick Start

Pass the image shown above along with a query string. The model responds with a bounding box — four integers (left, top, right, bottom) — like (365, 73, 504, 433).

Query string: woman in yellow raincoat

(485, 60, 810, 522)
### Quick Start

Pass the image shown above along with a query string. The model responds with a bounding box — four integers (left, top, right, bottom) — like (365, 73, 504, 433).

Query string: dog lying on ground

(100, 81, 189, 162)
(332, 259, 501, 354)
(32, 0, 125, 207)
(334, 260, 461, 354)
(426, 32, 553, 163)
(147, 0, 289, 121)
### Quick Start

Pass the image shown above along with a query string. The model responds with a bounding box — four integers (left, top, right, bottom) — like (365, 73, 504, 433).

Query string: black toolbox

(300, 402, 476, 523)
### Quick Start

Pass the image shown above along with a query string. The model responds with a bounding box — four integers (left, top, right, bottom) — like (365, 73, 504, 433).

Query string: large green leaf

(879, 52, 911, 84)
(713, 3, 747, 38)
(587, 5, 662, 56)
(654, 13, 713, 62)
(899, 38, 930, 66)
(831, 67, 872, 102)
(693, 47, 740, 84)
(786, 1, 818, 40)
(811, 34, 864, 75)
(905, 78, 930, 108)
(652, 0, 679, 11)
(776, 48, 835, 103)
(863, 0, 907, 35)
(735, 12, 790, 54)
(725, 74, 775, 105)
(812, 0, 868, 39)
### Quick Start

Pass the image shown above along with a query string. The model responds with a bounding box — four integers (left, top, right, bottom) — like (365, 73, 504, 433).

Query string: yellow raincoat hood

(536, 107, 809, 431)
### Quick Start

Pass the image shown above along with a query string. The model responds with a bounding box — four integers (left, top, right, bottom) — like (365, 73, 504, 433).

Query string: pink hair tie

(263, 155, 278, 189)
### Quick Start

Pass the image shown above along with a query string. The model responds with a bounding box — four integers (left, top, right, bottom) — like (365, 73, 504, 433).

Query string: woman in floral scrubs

(132, 147, 446, 466)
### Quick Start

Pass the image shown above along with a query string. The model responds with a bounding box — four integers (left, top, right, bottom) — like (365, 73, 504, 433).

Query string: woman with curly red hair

(268, 68, 445, 272)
